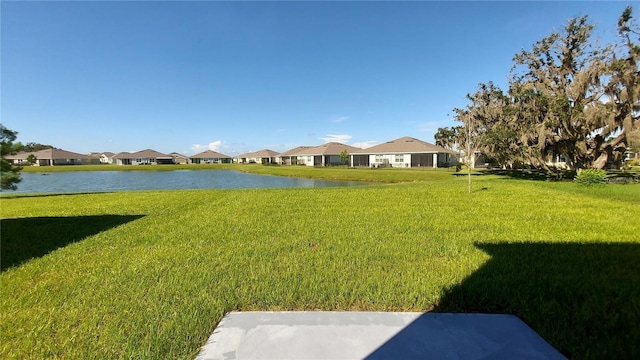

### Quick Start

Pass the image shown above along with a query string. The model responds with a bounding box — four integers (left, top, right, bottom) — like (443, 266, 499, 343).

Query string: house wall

(410, 154, 435, 168)
(325, 155, 342, 165)
(261, 157, 276, 165)
(116, 159, 126, 165)
(194, 157, 228, 164)
(172, 156, 190, 164)
(351, 155, 369, 167)
(369, 154, 411, 168)
(437, 153, 458, 167)
(281, 156, 301, 165)
(298, 156, 314, 166)
(135, 158, 156, 165)
(359, 153, 453, 168)
(51, 158, 87, 165)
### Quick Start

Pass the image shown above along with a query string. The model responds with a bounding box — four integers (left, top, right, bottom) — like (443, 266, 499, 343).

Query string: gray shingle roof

(237, 149, 279, 158)
(112, 149, 171, 159)
(112, 152, 131, 159)
(278, 146, 314, 157)
(352, 137, 453, 154)
(4, 148, 88, 160)
(128, 149, 172, 158)
(191, 150, 232, 159)
(295, 142, 362, 156)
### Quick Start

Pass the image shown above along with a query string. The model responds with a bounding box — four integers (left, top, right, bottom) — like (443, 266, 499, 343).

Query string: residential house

(100, 152, 115, 164)
(190, 150, 232, 164)
(4, 148, 92, 166)
(88, 152, 115, 164)
(351, 136, 457, 168)
(235, 149, 279, 164)
(277, 146, 313, 165)
(294, 142, 362, 166)
(113, 149, 174, 165)
(170, 152, 192, 164)
(112, 152, 132, 165)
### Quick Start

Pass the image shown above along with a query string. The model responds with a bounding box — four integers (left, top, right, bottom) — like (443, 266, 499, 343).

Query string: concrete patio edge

(196, 311, 566, 359)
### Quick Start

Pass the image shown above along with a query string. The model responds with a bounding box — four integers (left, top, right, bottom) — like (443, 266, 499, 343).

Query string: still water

(8, 170, 367, 194)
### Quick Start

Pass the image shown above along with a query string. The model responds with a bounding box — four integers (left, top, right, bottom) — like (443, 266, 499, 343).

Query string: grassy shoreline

(1, 175, 639, 358)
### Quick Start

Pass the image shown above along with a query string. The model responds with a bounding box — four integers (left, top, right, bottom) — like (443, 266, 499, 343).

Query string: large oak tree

(455, 7, 639, 172)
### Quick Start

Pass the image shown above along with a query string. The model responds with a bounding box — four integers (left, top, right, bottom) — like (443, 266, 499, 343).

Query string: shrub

(574, 168, 607, 186)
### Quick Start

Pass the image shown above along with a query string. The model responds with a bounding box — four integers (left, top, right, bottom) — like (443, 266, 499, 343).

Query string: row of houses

(4, 148, 230, 167)
(5, 136, 459, 168)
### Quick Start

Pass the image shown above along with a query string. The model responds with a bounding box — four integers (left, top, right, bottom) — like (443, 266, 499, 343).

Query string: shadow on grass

(0, 192, 115, 199)
(451, 172, 490, 177)
(488, 168, 576, 181)
(429, 242, 640, 359)
(1, 215, 144, 272)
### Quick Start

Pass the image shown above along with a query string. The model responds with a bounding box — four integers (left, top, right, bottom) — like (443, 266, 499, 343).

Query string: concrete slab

(196, 312, 566, 360)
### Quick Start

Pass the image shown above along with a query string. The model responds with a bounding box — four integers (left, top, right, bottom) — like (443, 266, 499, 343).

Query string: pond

(7, 170, 369, 194)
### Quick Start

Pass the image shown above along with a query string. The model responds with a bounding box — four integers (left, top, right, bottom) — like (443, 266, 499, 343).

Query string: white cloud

(331, 116, 350, 124)
(352, 140, 379, 149)
(321, 134, 352, 143)
(191, 140, 222, 154)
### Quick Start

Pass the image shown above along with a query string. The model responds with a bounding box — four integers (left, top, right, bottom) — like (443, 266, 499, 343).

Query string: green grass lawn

(1, 174, 639, 359)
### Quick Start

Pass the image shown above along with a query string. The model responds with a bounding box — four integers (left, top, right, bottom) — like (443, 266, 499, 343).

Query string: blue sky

(1, 1, 630, 156)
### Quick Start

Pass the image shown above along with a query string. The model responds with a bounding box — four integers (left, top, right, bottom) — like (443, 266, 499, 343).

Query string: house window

(395, 155, 404, 163)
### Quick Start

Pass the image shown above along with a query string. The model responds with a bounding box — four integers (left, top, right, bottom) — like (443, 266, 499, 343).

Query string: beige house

(101, 152, 115, 164)
(113, 149, 174, 165)
(190, 150, 232, 164)
(294, 142, 362, 166)
(170, 152, 192, 164)
(4, 148, 93, 166)
(277, 146, 314, 165)
(351, 136, 457, 168)
(235, 149, 279, 164)
(89, 152, 116, 164)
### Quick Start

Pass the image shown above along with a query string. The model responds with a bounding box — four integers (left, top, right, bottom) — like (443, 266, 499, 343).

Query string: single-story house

(235, 149, 279, 164)
(88, 152, 115, 164)
(295, 142, 362, 166)
(100, 152, 115, 164)
(350, 136, 458, 168)
(4, 148, 93, 166)
(190, 150, 232, 164)
(170, 152, 192, 164)
(113, 149, 174, 165)
(277, 146, 314, 165)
